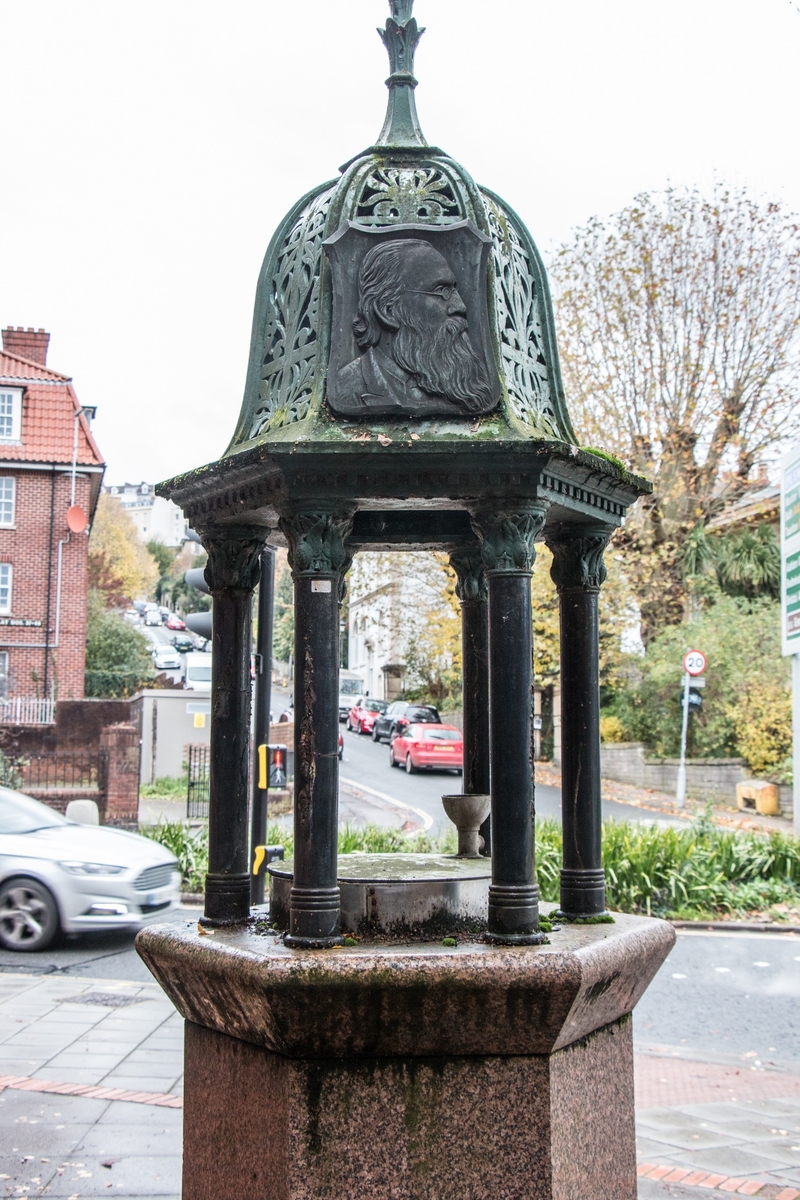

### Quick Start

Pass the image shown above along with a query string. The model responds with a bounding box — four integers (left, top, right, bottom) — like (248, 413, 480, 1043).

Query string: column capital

(449, 548, 487, 603)
(279, 511, 354, 579)
(199, 526, 267, 593)
(547, 524, 615, 593)
(471, 504, 549, 575)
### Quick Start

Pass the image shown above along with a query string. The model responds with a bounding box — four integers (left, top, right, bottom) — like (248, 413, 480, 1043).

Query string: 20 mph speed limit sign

(683, 650, 707, 676)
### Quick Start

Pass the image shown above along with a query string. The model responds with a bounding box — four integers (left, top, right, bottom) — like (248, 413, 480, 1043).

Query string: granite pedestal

(137, 910, 673, 1200)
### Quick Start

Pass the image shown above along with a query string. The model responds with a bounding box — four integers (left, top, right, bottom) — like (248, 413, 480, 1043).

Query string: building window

(0, 652, 7, 700)
(0, 391, 21, 442)
(0, 478, 15, 527)
(0, 564, 11, 614)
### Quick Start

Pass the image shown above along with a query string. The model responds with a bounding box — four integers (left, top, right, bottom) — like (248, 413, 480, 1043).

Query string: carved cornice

(449, 549, 487, 603)
(547, 526, 614, 593)
(471, 505, 549, 575)
(199, 526, 266, 592)
(279, 513, 354, 580)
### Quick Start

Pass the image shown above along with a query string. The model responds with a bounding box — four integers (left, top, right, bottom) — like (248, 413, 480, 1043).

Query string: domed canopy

(228, 0, 574, 452)
(161, 0, 647, 539)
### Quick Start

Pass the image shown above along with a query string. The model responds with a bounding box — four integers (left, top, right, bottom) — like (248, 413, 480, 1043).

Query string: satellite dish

(67, 505, 88, 533)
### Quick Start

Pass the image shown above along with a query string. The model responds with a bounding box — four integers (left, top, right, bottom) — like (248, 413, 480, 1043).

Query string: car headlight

(60, 861, 126, 876)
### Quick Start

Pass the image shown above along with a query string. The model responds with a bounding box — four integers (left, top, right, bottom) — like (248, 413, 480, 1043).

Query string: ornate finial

(375, 0, 428, 149)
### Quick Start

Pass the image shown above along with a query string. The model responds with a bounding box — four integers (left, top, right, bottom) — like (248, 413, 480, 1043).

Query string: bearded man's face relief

(333, 238, 497, 419)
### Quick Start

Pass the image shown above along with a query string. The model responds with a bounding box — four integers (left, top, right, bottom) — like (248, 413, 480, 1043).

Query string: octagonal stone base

(136, 910, 674, 1200)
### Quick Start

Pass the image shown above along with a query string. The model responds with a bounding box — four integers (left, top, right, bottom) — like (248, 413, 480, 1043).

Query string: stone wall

(599, 742, 793, 820)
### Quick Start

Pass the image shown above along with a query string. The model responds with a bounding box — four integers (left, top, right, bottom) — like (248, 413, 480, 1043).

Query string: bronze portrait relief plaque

(324, 220, 501, 420)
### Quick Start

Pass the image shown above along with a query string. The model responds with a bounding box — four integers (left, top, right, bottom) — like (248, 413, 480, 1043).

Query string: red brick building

(0, 327, 105, 709)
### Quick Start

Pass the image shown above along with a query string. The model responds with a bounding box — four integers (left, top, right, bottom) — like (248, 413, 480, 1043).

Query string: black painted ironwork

(548, 523, 615, 919)
(186, 743, 210, 819)
(155, 0, 651, 947)
(279, 512, 353, 948)
(200, 528, 265, 927)
(473, 505, 549, 944)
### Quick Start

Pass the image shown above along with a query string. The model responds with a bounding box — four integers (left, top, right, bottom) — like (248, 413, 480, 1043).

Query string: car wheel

(0, 878, 59, 952)
(389, 745, 398, 767)
(372, 727, 380, 743)
(405, 754, 417, 775)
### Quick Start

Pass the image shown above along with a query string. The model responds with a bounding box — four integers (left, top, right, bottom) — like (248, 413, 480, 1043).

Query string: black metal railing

(3, 751, 107, 791)
(187, 743, 210, 818)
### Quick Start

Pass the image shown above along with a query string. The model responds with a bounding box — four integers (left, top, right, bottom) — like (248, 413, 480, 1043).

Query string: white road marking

(339, 775, 434, 833)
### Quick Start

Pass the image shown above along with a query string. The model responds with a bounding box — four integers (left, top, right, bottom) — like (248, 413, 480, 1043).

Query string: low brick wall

(24, 787, 101, 814)
(599, 742, 793, 820)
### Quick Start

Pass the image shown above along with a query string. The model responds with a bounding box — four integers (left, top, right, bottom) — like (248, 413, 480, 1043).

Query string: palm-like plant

(714, 525, 780, 599)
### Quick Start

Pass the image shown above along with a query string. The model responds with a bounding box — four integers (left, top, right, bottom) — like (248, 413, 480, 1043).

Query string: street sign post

(780, 445, 800, 833)
(676, 650, 707, 807)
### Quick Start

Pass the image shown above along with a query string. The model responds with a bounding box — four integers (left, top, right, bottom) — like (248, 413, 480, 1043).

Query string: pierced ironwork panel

(355, 166, 462, 225)
(483, 194, 559, 437)
(249, 186, 336, 438)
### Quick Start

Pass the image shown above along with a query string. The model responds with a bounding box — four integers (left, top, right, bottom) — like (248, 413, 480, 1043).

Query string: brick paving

(2, 971, 800, 1197)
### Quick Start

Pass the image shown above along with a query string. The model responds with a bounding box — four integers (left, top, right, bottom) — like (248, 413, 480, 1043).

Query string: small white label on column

(311, 579, 332, 593)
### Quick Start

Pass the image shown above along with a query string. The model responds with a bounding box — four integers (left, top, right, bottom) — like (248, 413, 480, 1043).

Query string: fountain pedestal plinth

(136, 911, 673, 1200)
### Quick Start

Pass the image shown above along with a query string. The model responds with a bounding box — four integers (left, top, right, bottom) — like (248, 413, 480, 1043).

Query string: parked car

(389, 724, 463, 775)
(158, 607, 171, 623)
(0, 789, 181, 951)
(132, 600, 147, 615)
(166, 614, 186, 631)
(346, 697, 388, 734)
(338, 732, 344, 761)
(153, 645, 182, 672)
(371, 701, 441, 743)
(170, 633, 194, 654)
(123, 608, 140, 625)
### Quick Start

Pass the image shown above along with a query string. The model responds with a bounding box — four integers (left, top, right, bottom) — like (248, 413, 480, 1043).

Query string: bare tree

(551, 186, 800, 638)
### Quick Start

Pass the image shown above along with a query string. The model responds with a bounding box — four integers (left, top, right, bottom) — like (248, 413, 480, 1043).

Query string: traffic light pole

(250, 547, 275, 906)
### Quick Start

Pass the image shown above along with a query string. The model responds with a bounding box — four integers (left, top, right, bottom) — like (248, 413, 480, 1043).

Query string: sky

(2, 0, 799, 487)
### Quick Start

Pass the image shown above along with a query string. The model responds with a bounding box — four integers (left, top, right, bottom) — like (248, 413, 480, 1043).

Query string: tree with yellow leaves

(88, 494, 159, 607)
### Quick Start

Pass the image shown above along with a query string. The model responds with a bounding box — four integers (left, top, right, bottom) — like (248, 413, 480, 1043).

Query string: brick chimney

(1, 327, 50, 366)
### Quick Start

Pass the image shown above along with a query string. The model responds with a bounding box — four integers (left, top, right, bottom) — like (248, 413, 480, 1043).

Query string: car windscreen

(407, 708, 439, 722)
(366, 700, 388, 713)
(187, 666, 212, 681)
(339, 679, 362, 695)
(0, 788, 70, 834)
(409, 725, 461, 741)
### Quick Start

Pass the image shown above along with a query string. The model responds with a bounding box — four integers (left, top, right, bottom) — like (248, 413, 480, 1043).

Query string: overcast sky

(2, 0, 798, 487)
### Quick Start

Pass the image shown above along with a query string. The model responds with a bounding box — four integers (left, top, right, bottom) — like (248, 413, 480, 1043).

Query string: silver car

(0, 789, 181, 951)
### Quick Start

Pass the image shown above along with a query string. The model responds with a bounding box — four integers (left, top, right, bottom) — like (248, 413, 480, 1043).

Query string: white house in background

(347, 552, 446, 701)
(104, 482, 187, 547)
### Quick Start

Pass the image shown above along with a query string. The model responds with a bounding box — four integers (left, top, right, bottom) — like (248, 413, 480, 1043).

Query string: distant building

(0, 327, 105, 709)
(104, 482, 188, 547)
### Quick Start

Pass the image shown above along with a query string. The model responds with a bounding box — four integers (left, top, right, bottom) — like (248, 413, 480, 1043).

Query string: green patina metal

(158, 0, 649, 534)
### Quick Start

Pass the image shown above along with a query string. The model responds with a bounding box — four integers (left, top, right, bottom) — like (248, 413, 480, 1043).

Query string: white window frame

(0, 477, 16, 528)
(0, 564, 11, 614)
(0, 390, 22, 442)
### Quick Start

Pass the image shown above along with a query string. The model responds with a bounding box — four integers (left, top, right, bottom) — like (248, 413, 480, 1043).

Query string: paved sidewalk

(0, 973, 182, 1198)
(3, 972, 800, 1197)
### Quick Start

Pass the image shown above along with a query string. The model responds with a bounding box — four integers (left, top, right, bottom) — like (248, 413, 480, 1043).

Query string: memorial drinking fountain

(137, 4, 674, 1196)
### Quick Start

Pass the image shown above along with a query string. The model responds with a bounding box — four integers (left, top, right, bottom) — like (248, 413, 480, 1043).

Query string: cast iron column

(472, 504, 549, 943)
(250, 546, 275, 906)
(548, 523, 614, 919)
(200, 526, 265, 926)
(449, 548, 490, 854)
(279, 511, 353, 948)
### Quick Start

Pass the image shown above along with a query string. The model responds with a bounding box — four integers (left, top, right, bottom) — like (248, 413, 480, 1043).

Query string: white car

(0, 789, 181, 951)
(153, 645, 181, 671)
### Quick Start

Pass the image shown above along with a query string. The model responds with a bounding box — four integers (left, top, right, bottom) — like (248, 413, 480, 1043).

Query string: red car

(346, 697, 388, 734)
(166, 614, 186, 631)
(389, 723, 463, 775)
